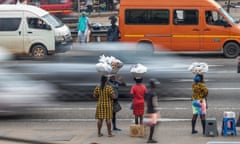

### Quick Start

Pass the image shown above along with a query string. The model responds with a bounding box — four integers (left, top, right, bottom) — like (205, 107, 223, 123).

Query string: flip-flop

(108, 134, 115, 137)
(98, 133, 103, 137)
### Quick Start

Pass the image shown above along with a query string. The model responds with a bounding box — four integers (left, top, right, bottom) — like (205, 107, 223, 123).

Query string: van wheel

(136, 42, 153, 56)
(223, 42, 239, 58)
(31, 45, 47, 58)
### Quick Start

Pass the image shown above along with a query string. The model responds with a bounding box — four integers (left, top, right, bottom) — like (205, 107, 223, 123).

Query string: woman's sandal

(108, 134, 115, 137)
(98, 133, 103, 137)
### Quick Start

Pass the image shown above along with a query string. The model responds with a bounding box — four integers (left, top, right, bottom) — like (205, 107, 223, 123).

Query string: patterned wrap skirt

(133, 102, 144, 116)
(192, 99, 206, 115)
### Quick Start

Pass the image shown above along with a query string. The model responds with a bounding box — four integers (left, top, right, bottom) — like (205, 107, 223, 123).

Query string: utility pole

(226, 0, 231, 13)
(78, 0, 80, 14)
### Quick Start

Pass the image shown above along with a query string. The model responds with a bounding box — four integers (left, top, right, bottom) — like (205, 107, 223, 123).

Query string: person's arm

(111, 93, 115, 99)
(108, 85, 115, 99)
(202, 84, 208, 98)
(116, 75, 126, 86)
(130, 86, 134, 98)
(199, 83, 208, 98)
(152, 91, 159, 107)
(93, 86, 99, 98)
(87, 18, 91, 30)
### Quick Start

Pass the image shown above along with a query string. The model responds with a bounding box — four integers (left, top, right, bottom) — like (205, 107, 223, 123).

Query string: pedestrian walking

(93, 75, 115, 137)
(107, 15, 119, 42)
(86, 0, 93, 15)
(145, 78, 160, 143)
(237, 56, 240, 73)
(191, 74, 208, 135)
(77, 11, 91, 43)
(108, 74, 126, 131)
(130, 77, 147, 125)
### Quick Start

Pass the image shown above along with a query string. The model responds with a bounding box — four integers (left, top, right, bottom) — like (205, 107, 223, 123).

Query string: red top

(130, 84, 147, 105)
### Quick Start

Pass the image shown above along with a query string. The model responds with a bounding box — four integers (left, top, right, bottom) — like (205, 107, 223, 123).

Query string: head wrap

(194, 74, 201, 83)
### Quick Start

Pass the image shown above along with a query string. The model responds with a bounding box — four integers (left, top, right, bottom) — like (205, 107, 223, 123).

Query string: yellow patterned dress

(191, 82, 208, 114)
(94, 85, 114, 119)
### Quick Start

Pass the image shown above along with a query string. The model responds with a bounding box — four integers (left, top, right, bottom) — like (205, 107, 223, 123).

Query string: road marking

(35, 106, 240, 111)
(8, 118, 192, 122)
(207, 142, 240, 144)
(174, 88, 240, 90)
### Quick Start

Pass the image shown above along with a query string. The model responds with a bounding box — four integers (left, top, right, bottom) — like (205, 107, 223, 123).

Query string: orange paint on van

(119, 0, 240, 58)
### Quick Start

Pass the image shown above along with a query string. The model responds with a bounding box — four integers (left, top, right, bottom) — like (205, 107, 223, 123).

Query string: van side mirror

(224, 23, 231, 27)
(45, 25, 52, 30)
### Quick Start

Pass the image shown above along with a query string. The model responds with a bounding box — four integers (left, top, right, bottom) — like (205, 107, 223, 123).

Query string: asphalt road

(4, 47, 240, 102)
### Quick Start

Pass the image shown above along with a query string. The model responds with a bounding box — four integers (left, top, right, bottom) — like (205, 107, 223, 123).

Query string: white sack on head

(130, 63, 147, 73)
(130, 64, 147, 78)
(188, 62, 208, 74)
(97, 54, 124, 74)
(96, 63, 112, 73)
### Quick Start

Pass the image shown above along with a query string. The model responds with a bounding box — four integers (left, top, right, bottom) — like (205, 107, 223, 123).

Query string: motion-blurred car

(0, 68, 57, 115)
(0, 47, 57, 115)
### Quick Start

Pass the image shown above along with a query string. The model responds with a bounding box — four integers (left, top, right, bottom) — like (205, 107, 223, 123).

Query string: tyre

(31, 45, 47, 58)
(136, 42, 153, 56)
(223, 42, 239, 58)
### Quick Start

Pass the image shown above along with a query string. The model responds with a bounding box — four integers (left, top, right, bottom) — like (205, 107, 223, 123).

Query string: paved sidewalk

(0, 120, 240, 144)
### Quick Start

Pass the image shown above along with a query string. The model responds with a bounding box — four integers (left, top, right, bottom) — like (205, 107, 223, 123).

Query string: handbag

(113, 101, 122, 113)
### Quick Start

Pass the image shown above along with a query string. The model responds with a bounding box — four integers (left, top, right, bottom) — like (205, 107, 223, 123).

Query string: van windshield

(220, 8, 238, 24)
(42, 14, 64, 28)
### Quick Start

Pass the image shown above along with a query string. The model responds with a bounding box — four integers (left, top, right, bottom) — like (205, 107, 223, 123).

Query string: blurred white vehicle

(0, 4, 72, 58)
(0, 69, 57, 115)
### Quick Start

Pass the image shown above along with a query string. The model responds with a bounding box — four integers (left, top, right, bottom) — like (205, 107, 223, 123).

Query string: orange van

(119, 0, 240, 58)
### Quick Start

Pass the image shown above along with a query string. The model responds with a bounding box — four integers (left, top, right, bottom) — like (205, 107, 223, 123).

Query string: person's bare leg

(140, 115, 143, 125)
(106, 119, 114, 137)
(200, 114, 206, 135)
(192, 114, 198, 134)
(97, 119, 103, 137)
(135, 115, 138, 124)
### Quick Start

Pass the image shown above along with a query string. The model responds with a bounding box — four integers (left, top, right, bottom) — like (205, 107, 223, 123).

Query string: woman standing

(93, 75, 115, 137)
(191, 74, 208, 135)
(130, 77, 147, 125)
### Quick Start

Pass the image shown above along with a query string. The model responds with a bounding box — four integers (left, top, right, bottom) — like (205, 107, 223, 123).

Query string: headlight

(55, 36, 65, 42)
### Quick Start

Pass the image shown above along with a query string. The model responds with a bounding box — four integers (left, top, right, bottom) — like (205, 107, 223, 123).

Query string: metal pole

(227, 0, 231, 13)
(78, 0, 80, 14)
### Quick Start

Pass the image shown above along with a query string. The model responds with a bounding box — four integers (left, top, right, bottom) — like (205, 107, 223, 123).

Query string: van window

(0, 18, 21, 31)
(43, 14, 63, 28)
(220, 7, 237, 24)
(205, 10, 228, 26)
(27, 18, 48, 29)
(173, 9, 198, 25)
(125, 9, 169, 25)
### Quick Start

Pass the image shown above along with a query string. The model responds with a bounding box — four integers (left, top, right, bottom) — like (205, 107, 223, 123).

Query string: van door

(201, 9, 230, 51)
(24, 12, 54, 54)
(0, 12, 24, 54)
(172, 9, 200, 51)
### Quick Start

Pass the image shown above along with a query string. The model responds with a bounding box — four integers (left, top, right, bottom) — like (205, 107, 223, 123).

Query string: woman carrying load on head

(130, 77, 147, 125)
(191, 74, 208, 135)
(93, 75, 115, 137)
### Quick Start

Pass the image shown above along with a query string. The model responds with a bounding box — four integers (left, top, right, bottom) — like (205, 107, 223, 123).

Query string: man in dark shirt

(108, 75, 126, 131)
(145, 79, 160, 143)
(107, 16, 119, 42)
